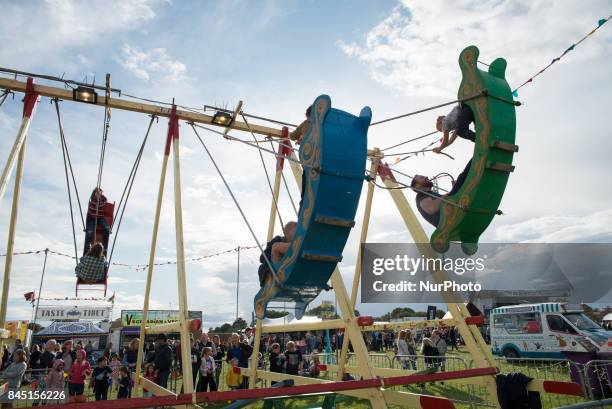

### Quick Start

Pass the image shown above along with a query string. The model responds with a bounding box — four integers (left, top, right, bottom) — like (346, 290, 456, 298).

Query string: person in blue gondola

(84, 187, 111, 255)
(289, 106, 312, 210)
(433, 103, 475, 153)
(258, 221, 297, 287)
(75, 242, 107, 282)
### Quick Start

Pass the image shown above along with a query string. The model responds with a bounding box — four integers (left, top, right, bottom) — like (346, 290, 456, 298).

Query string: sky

(0, 0, 611, 329)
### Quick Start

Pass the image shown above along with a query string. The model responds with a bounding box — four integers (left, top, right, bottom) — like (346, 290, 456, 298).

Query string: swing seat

(254, 95, 371, 320)
(76, 202, 114, 296)
(430, 46, 517, 255)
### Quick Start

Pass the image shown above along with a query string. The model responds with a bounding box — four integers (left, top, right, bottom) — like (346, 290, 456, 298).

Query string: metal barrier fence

(583, 360, 612, 400)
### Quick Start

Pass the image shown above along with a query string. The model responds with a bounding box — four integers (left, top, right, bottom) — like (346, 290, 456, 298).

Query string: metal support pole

(284, 154, 388, 409)
(0, 79, 38, 205)
(236, 246, 240, 321)
(30, 248, 49, 348)
(378, 162, 500, 407)
(134, 107, 174, 395)
(170, 107, 195, 399)
(251, 128, 290, 388)
(0, 78, 38, 341)
(337, 153, 379, 379)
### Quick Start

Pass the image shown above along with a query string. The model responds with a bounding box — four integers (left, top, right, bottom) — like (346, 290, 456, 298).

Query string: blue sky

(0, 0, 611, 328)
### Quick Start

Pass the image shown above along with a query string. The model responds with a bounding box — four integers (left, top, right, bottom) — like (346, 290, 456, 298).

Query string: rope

(370, 90, 519, 126)
(53, 99, 80, 266)
(369, 169, 502, 215)
(190, 124, 282, 287)
(369, 92, 485, 126)
(512, 13, 611, 96)
(0, 246, 259, 272)
(380, 131, 438, 152)
(0, 89, 12, 108)
(191, 123, 305, 167)
(240, 113, 286, 230)
(107, 115, 156, 265)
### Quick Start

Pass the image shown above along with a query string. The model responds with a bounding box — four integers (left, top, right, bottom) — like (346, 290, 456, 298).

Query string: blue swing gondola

(254, 95, 371, 320)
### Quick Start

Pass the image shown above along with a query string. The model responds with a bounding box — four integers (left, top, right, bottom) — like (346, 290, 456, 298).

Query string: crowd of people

(0, 325, 462, 406)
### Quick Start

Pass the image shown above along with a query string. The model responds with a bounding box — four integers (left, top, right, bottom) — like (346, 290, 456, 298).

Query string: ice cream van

(490, 303, 612, 358)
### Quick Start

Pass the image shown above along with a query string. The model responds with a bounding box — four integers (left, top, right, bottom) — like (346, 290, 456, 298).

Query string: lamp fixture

(211, 111, 233, 127)
(73, 86, 98, 104)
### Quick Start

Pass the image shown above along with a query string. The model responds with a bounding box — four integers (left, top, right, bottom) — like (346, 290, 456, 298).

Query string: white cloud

(118, 44, 187, 82)
(0, 0, 160, 70)
(495, 209, 612, 243)
(339, 1, 612, 97)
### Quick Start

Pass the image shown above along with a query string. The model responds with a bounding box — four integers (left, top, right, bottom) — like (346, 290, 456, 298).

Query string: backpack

(257, 236, 284, 286)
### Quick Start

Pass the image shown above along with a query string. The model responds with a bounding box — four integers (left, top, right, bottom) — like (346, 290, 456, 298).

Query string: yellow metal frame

(0, 77, 573, 407)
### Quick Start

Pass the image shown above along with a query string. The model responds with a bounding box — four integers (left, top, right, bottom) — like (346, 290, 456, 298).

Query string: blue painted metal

(254, 95, 371, 320)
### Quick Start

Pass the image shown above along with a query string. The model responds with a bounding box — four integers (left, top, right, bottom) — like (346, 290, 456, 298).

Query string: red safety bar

(465, 316, 485, 326)
(35, 367, 584, 409)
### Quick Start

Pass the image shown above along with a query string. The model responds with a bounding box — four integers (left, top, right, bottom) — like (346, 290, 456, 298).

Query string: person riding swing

(75, 242, 108, 283)
(258, 221, 297, 287)
(84, 187, 111, 255)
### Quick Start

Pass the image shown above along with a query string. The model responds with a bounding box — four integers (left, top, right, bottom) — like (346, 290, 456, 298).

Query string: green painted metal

(430, 45, 517, 255)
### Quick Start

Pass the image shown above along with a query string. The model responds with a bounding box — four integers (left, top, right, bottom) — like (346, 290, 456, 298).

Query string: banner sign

(427, 306, 437, 321)
(36, 306, 111, 321)
(121, 310, 202, 327)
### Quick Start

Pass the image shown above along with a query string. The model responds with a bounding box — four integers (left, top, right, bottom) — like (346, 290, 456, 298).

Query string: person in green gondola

(410, 161, 472, 228)
(433, 103, 475, 153)
(257, 221, 297, 286)
(75, 242, 107, 282)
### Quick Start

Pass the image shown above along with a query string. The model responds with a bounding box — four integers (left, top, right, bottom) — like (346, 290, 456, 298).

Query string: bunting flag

(513, 14, 611, 97)
(23, 291, 35, 304)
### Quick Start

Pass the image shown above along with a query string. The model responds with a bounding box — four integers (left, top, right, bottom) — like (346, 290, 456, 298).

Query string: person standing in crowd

(200, 333, 217, 356)
(0, 349, 27, 408)
(44, 359, 65, 404)
(269, 343, 285, 385)
(57, 340, 76, 377)
(109, 353, 121, 392)
(39, 340, 57, 370)
(68, 350, 90, 399)
(405, 330, 417, 370)
(431, 329, 448, 374)
(85, 341, 93, 356)
(123, 338, 139, 373)
(142, 364, 157, 398)
(396, 330, 412, 370)
(284, 341, 303, 376)
(448, 327, 458, 351)
(421, 338, 439, 370)
(197, 347, 217, 392)
(91, 357, 111, 401)
(103, 342, 113, 360)
(117, 366, 130, 399)
(212, 335, 225, 387)
(226, 333, 241, 368)
(305, 332, 316, 354)
(1, 345, 10, 370)
(151, 333, 173, 389)
(12, 340, 22, 354)
(244, 328, 254, 346)
(190, 338, 201, 388)
(28, 344, 41, 370)
(225, 358, 243, 390)
(239, 339, 253, 389)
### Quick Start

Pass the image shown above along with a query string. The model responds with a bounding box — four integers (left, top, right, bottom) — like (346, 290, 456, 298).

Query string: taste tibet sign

(36, 306, 111, 321)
